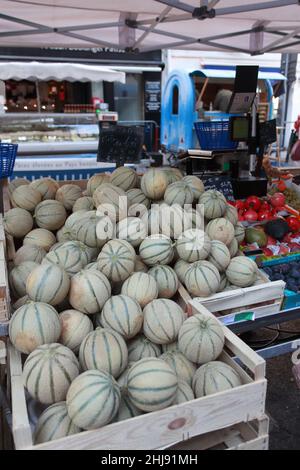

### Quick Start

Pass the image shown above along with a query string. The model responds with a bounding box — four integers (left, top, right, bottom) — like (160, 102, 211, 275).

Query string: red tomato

(244, 209, 258, 222)
(260, 201, 271, 211)
(245, 196, 261, 212)
(257, 211, 272, 222)
(235, 200, 245, 211)
(286, 216, 300, 233)
(270, 192, 286, 208)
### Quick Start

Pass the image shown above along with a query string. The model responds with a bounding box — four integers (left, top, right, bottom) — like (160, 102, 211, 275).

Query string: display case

(0, 113, 99, 155)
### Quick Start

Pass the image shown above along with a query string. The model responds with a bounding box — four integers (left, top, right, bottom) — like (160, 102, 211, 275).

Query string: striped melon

(116, 217, 147, 247)
(139, 234, 174, 266)
(121, 272, 158, 307)
(59, 310, 93, 353)
(73, 211, 114, 248)
(185, 261, 220, 297)
(66, 369, 120, 430)
(12, 295, 29, 312)
(127, 334, 161, 362)
(34, 402, 81, 444)
(127, 202, 149, 219)
(164, 168, 183, 184)
(199, 190, 227, 220)
(226, 256, 257, 287)
(56, 226, 73, 243)
(141, 206, 161, 235)
(86, 173, 110, 196)
(148, 265, 178, 298)
(117, 362, 135, 389)
(173, 380, 195, 405)
(83, 262, 98, 271)
(218, 273, 230, 292)
(97, 239, 135, 282)
(26, 264, 70, 306)
(55, 184, 82, 210)
(159, 204, 194, 239)
(126, 188, 150, 209)
(4, 208, 33, 238)
(34, 200, 67, 231)
(141, 168, 169, 200)
(164, 182, 194, 207)
(79, 327, 128, 377)
(42, 245, 84, 276)
(224, 204, 238, 226)
(174, 259, 190, 285)
(193, 361, 242, 397)
(110, 166, 138, 191)
(127, 358, 178, 412)
(72, 196, 94, 212)
(143, 299, 186, 345)
(23, 343, 80, 404)
(134, 256, 148, 273)
(58, 240, 91, 266)
(182, 175, 205, 200)
(11, 185, 42, 212)
(160, 351, 196, 386)
(64, 210, 87, 231)
(206, 218, 235, 246)
(8, 177, 29, 196)
(9, 301, 61, 354)
(176, 229, 211, 263)
(178, 313, 225, 364)
(228, 237, 239, 257)
(9, 261, 39, 298)
(93, 183, 128, 222)
(208, 240, 231, 272)
(14, 244, 46, 265)
(115, 393, 143, 422)
(69, 269, 111, 314)
(24, 228, 56, 252)
(99, 295, 143, 339)
(30, 178, 59, 200)
(162, 342, 179, 353)
(234, 222, 245, 243)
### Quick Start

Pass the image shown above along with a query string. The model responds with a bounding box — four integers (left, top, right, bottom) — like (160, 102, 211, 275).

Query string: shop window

(172, 85, 179, 115)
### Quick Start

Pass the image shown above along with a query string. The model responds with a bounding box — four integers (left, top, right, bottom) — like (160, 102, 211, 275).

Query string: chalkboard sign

(97, 125, 143, 164)
(203, 175, 235, 201)
(144, 80, 161, 112)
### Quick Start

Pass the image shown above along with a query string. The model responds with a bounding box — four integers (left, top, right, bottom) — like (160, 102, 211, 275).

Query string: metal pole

(35, 80, 41, 113)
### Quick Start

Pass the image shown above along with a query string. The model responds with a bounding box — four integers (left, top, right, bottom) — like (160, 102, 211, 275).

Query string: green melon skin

(245, 228, 267, 247)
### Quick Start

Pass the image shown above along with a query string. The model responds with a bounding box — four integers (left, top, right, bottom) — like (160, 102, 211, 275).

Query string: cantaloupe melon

(148, 265, 178, 298)
(164, 182, 194, 207)
(97, 239, 135, 282)
(173, 380, 194, 405)
(24, 228, 56, 252)
(100, 295, 143, 339)
(110, 166, 138, 191)
(234, 222, 245, 243)
(57, 240, 90, 266)
(134, 256, 148, 273)
(72, 196, 94, 212)
(141, 168, 169, 200)
(64, 210, 87, 231)
(127, 202, 149, 219)
(185, 261, 220, 297)
(160, 351, 196, 386)
(66, 370, 120, 430)
(42, 244, 84, 276)
(23, 343, 80, 404)
(69, 269, 111, 314)
(127, 334, 161, 362)
(30, 178, 59, 200)
(9, 301, 61, 354)
(115, 393, 143, 422)
(126, 188, 150, 208)
(8, 178, 29, 196)
(158, 204, 192, 239)
(83, 262, 98, 271)
(206, 218, 235, 246)
(208, 240, 231, 272)
(127, 358, 178, 412)
(14, 244, 46, 265)
(86, 173, 110, 196)
(161, 342, 179, 353)
(182, 176, 205, 200)
(178, 313, 225, 363)
(199, 190, 227, 220)
(26, 264, 70, 306)
(73, 211, 114, 248)
(164, 168, 183, 185)
(93, 183, 128, 221)
(139, 234, 174, 266)
(121, 272, 158, 307)
(218, 273, 230, 292)
(9, 261, 39, 298)
(176, 229, 211, 263)
(11, 185, 42, 212)
(143, 299, 185, 345)
(141, 206, 161, 235)
(34, 402, 81, 444)
(226, 256, 257, 287)
(59, 310, 93, 353)
(224, 204, 238, 226)
(79, 327, 128, 377)
(193, 361, 242, 397)
(4, 208, 33, 238)
(34, 200, 67, 231)
(228, 237, 239, 257)
(12, 295, 29, 312)
(116, 217, 147, 247)
(174, 259, 190, 285)
(56, 225, 73, 243)
(55, 184, 82, 210)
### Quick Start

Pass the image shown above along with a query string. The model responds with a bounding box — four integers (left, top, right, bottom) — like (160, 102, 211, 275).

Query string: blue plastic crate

(194, 120, 238, 151)
(0, 143, 18, 178)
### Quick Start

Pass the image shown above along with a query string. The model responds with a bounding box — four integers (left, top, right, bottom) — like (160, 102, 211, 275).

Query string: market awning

(190, 68, 287, 81)
(0, 61, 125, 83)
(0, 1, 299, 55)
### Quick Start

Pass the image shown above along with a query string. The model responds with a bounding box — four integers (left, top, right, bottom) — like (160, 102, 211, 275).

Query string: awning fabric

(0, 61, 125, 83)
(190, 68, 287, 81)
(0, 1, 299, 55)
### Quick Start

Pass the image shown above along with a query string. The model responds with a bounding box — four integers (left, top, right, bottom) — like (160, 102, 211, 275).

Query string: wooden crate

(0, 339, 13, 450)
(0, 216, 10, 325)
(8, 297, 267, 450)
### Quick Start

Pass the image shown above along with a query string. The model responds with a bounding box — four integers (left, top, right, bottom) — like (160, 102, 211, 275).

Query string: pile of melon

(4, 169, 252, 445)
